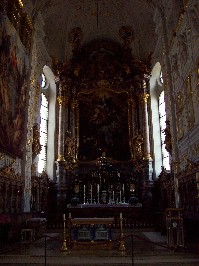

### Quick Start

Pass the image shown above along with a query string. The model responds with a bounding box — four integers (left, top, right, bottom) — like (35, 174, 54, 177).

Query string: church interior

(0, 0, 199, 264)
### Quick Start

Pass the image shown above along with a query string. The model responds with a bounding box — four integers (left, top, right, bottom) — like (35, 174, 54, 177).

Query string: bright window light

(38, 93, 48, 173)
(41, 73, 47, 88)
(159, 91, 170, 170)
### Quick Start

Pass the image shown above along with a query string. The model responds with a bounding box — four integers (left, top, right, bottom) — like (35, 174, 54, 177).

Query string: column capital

(57, 154, 66, 162)
(57, 95, 68, 106)
(139, 92, 149, 103)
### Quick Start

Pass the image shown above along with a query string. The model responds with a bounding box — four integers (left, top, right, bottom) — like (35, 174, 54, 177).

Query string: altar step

(0, 229, 198, 265)
(0, 254, 199, 265)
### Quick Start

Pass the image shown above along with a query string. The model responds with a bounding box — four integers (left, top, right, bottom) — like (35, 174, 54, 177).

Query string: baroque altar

(54, 39, 153, 214)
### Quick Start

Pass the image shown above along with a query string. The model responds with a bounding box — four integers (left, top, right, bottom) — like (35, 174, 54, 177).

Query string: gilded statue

(64, 131, 76, 159)
(133, 134, 144, 159)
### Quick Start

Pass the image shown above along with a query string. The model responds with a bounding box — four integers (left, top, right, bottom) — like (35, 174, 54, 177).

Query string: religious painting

(0, 12, 29, 158)
(78, 90, 131, 161)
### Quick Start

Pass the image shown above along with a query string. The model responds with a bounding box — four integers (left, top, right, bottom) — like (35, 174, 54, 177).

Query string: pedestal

(56, 161, 67, 213)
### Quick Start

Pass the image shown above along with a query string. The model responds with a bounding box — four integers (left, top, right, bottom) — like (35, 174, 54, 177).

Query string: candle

(69, 212, 71, 218)
(97, 184, 99, 204)
(113, 191, 115, 202)
(91, 184, 93, 204)
(120, 212, 122, 219)
(120, 190, 121, 202)
(63, 213, 65, 220)
(122, 184, 124, 194)
(83, 185, 86, 204)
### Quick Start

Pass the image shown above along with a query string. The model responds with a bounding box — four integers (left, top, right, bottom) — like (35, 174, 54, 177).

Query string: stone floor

(0, 229, 198, 265)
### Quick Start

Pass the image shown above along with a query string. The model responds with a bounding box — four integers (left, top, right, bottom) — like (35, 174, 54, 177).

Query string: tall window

(38, 93, 48, 173)
(41, 73, 46, 88)
(159, 90, 170, 170)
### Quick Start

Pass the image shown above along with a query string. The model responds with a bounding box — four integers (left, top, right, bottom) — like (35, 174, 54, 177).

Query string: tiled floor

(0, 229, 198, 265)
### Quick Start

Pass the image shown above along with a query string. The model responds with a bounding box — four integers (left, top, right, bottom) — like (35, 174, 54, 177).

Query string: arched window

(159, 90, 170, 170)
(150, 63, 171, 178)
(38, 93, 48, 173)
(41, 73, 47, 88)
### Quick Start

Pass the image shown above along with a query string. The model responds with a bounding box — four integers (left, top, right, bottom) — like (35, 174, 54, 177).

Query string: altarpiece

(54, 39, 153, 213)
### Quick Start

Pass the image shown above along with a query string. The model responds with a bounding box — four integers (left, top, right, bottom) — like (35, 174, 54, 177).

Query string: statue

(64, 131, 75, 158)
(163, 120, 172, 154)
(133, 134, 144, 159)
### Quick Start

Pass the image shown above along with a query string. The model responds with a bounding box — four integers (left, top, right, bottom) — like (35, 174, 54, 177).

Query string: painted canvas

(0, 12, 29, 158)
(78, 91, 131, 161)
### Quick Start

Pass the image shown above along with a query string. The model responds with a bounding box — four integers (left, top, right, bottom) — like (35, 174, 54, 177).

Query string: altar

(67, 203, 142, 227)
(69, 217, 114, 249)
(54, 39, 154, 218)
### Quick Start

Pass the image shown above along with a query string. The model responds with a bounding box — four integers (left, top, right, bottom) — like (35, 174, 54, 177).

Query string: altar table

(69, 217, 114, 249)
(67, 203, 142, 227)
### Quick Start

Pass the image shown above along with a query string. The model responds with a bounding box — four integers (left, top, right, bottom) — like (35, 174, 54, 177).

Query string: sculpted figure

(64, 131, 75, 158)
(133, 134, 144, 159)
(163, 120, 172, 154)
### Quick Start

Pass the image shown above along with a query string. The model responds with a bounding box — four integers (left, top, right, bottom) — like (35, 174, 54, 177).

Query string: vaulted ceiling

(34, 0, 158, 62)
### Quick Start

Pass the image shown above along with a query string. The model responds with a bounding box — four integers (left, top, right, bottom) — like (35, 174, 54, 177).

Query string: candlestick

(123, 196, 125, 203)
(91, 184, 93, 204)
(118, 211, 126, 251)
(61, 213, 68, 252)
(97, 184, 100, 204)
(83, 185, 86, 204)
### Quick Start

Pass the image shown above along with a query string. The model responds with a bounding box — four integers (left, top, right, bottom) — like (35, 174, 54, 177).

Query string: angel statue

(64, 131, 76, 159)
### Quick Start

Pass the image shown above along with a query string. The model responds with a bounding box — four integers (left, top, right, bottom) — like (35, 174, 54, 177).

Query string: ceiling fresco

(31, 0, 158, 62)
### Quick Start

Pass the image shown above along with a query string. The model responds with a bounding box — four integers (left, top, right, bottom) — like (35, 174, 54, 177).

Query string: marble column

(57, 88, 68, 162)
(74, 99, 79, 161)
(139, 89, 153, 182)
(141, 91, 151, 160)
(56, 84, 68, 213)
(68, 98, 79, 162)
(128, 98, 135, 159)
(56, 161, 67, 213)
